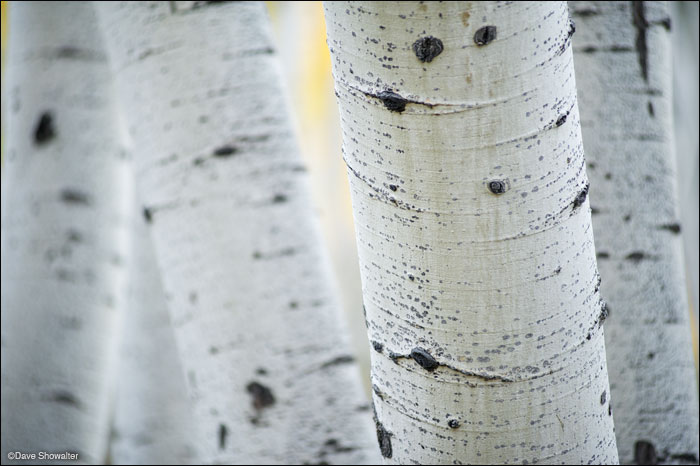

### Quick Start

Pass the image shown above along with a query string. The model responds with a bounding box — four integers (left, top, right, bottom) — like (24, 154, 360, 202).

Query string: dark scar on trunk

(474, 26, 497, 46)
(246, 381, 275, 410)
(410, 347, 439, 371)
(218, 423, 228, 450)
(34, 112, 56, 144)
(412, 36, 444, 62)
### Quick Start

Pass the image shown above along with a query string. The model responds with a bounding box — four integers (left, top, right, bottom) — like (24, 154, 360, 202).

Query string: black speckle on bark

(634, 440, 658, 465)
(572, 183, 590, 209)
(377, 91, 407, 113)
(658, 223, 681, 234)
(218, 423, 228, 450)
(410, 347, 439, 371)
(625, 251, 647, 262)
(670, 453, 698, 463)
(599, 301, 609, 325)
(375, 419, 393, 458)
(213, 145, 238, 157)
(488, 180, 506, 195)
(632, 1, 649, 82)
(574, 8, 600, 17)
(143, 207, 153, 223)
(388, 184, 398, 191)
(474, 26, 497, 46)
(372, 341, 384, 352)
(412, 36, 444, 62)
(47, 390, 80, 408)
(60, 188, 90, 206)
(556, 114, 567, 127)
(66, 229, 83, 243)
(600, 390, 607, 405)
(568, 18, 576, 36)
(320, 355, 355, 369)
(246, 381, 275, 410)
(655, 17, 672, 31)
(34, 112, 56, 145)
(388, 351, 401, 364)
(448, 419, 460, 429)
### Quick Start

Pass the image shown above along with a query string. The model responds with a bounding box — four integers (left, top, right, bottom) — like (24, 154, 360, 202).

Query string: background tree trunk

(571, 2, 700, 464)
(1, 2, 128, 463)
(110, 189, 200, 464)
(96, 2, 378, 464)
(324, 1, 618, 463)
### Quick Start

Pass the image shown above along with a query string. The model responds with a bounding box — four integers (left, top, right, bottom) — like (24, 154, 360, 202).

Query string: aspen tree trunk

(324, 2, 619, 464)
(96, 2, 378, 464)
(571, 2, 700, 464)
(111, 191, 200, 464)
(1, 2, 128, 463)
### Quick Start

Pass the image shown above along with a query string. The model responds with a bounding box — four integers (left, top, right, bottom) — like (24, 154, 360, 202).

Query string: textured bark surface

(571, 2, 700, 464)
(1, 2, 128, 463)
(324, 1, 618, 464)
(96, 2, 378, 464)
(111, 192, 200, 464)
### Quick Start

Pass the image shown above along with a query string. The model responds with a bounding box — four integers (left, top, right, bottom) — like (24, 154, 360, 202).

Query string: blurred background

(1, 1, 697, 394)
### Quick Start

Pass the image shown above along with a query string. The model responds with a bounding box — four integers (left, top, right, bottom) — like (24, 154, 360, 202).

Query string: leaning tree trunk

(110, 189, 200, 464)
(95, 2, 378, 464)
(571, 2, 700, 464)
(1, 2, 128, 463)
(324, 1, 618, 464)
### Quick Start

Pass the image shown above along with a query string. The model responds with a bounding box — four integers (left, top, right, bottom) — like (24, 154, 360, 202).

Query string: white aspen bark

(110, 191, 200, 464)
(324, 2, 618, 464)
(1, 2, 129, 463)
(96, 2, 378, 464)
(571, 2, 700, 464)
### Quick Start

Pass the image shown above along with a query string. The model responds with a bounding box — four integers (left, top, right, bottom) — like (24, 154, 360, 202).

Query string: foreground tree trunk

(111, 191, 200, 464)
(571, 2, 700, 464)
(1, 2, 128, 463)
(96, 2, 378, 464)
(324, 2, 618, 463)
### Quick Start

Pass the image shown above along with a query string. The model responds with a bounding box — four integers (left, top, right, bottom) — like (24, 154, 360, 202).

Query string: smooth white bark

(1, 2, 129, 463)
(110, 191, 200, 464)
(324, 1, 618, 464)
(571, 2, 700, 464)
(96, 2, 378, 464)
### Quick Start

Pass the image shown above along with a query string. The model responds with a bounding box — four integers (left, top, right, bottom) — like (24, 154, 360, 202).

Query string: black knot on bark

(474, 26, 497, 46)
(34, 111, 56, 144)
(412, 36, 444, 62)
(488, 180, 507, 194)
(410, 347, 439, 371)
(572, 182, 589, 208)
(377, 91, 407, 113)
(246, 381, 275, 410)
(634, 440, 657, 466)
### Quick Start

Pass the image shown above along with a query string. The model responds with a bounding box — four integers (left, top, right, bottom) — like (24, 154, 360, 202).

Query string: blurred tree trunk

(96, 2, 378, 464)
(324, 1, 618, 464)
(1, 2, 128, 463)
(571, 2, 700, 464)
(110, 189, 200, 464)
